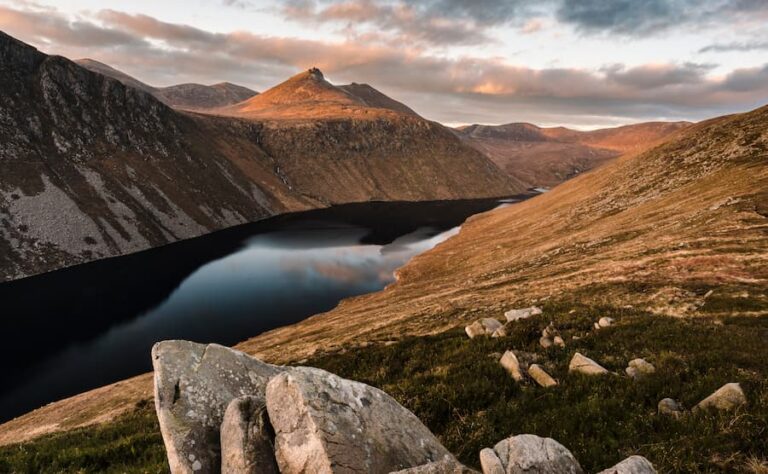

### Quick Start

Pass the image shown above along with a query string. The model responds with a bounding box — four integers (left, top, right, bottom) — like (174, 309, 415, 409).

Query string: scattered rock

(539, 336, 553, 349)
(542, 323, 559, 339)
(657, 398, 683, 417)
(504, 306, 542, 322)
(553, 336, 565, 347)
(528, 364, 558, 388)
(479, 448, 504, 474)
(220, 396, 279, 474)
(491, 325, 507, 338)
(266, 366, 453, 473)
(485, 434, 583, 474)
(694, 382, 747, 412)
(625, 358, 656, 379)
(594, 322, 601, 330)
(152, 341, 283, 474)
(598, 317, 615, 328)
(597, 455, 657, 473)
(500, 351, 524, 382)
(568, 352, 610, 376)
(391, 455, 478, 473)
(466, 318, 503, 338)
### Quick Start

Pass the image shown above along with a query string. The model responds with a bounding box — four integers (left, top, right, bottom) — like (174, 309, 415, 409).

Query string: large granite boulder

(390, 456, 478, 473)
(568, 352, 609, 376)
(481, 434, 583, 474)
(152, 341, 283, 473)
(220, 396, 279, 474)
(266, 366, 453, 473)
(694, 383, 747, 412)
(597, 455, 657, 473)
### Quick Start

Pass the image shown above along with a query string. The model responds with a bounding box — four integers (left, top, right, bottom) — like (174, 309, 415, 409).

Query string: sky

(2, 0, 768, 128)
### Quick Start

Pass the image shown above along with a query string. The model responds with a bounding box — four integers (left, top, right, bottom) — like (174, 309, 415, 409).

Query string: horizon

(2, 0, 768, 129)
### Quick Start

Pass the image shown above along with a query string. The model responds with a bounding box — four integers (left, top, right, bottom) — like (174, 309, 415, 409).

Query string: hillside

(0, 32, 519, 282)
(217, 68, 421, 120)
(2, 100, 764, 452)
(75, 58, 258, 110)
(458, 121, 690, 188)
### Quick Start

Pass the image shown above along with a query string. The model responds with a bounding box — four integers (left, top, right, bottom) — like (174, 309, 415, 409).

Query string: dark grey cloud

(700, 39, 768, 53)
(603, 63, 715, 89)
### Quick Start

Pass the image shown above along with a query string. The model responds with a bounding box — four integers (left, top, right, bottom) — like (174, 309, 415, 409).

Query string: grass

(1, 303, 767, 473)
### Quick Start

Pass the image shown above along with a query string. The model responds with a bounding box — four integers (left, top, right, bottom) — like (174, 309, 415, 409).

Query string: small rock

(266, 367, 453, 473)
(598, 317, 615, 328)
(658, 398, 683, 417)
(594, 322, 601, 330)
(568, 352, 609, 376)
(625, 358, 656, 379)
(491, 326, 507, 338)
(528, 364, 558, 388)
(541, 323, 559, 339)
(504, 306, 542, 322)
(500, 351, 525, 382)
(390, 455, 478, 473)
(553, 336, 565, 347)
(539, 336, 553, 349)
(466, 318, 503, 339)
(486, 434, 583, 474)
(597, 455, 657, 473)
(479, 448, 504, 474)
(220, 396, 279, 474)
(694, 382, 747, 412)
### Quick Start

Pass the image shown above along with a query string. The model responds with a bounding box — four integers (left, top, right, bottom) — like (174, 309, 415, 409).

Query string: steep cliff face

(0, 32, 519, 282)
(75, 58, 258, 110)
(457, 121, 690, 188)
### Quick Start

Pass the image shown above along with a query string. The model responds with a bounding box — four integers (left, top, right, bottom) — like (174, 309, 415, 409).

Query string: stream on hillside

(0, 195, 534, 422)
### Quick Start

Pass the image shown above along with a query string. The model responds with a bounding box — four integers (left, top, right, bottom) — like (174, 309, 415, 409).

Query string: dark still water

(0, 196, 531, 422)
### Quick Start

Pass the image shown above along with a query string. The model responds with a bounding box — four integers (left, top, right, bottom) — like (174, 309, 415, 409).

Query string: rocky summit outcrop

(266, 367, 453, 473)
(152, 341, 283, 473)
(0, 32, 519, 282)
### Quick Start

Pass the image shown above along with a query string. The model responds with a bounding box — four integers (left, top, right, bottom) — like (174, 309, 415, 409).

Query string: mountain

(0, 32, 519, 282)
(75, 58, 258, 110)
(217, 68, 420, 119)
(457, 121, 690, 188)
(2, 101, 763, 447)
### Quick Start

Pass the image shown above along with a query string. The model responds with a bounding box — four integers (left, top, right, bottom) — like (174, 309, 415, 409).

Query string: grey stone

(152, 340, 283, 474)
(266, 366, 453, 474)
(466, 318, 503, 339)
(390, 455, 478, 473)
(568, 352, 609, 376)
(479, 448, 504, 474)
(528, 364, 558, 388)
(657, 398, 683, 417)
(598, 317, 615, 328)
(220, 396, 279, 474)
(465, 321, 487, 339)
(625, 359, 655, 379)
(504, 306, 542, 322)
(500, 351, 525, 382)
(694, 383, 747, 412)
(596, 455, 657, 473)
(489, 434, 583, 474)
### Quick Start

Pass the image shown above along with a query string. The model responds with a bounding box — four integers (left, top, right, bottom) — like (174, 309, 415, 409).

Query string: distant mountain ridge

(75, 58, 258, 110)
(0, 31, 519, 282)
(457, 121, 691, 188)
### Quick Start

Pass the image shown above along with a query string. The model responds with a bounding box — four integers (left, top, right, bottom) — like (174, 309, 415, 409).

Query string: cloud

(2, 3, 768, 127)
(700, 39, 768, 53)
(556, 0, 768, 36)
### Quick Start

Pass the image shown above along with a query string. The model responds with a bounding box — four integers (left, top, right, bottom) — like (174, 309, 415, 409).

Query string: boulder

(528, 364, 558, 388)
(500, 351, 524, 382)
(486, 434, 583, 474)
(694, 383, 747, 412)
(625, 359, 655, 379)
(479, 448, 504, 474)
(539, 336, 553, 349)
(598, 317, 615, 328)
(266, 366, 453, 474)
(220, 396, 279, 474)
(597, 455, 657, 473)
(466, 318, 503, 339)
(657, 398, 683, 417)
(568, 352, 609, 376)
(390, 456, 478, 473)
(504, 306, 542, 322)
(152, 341, 283, 474)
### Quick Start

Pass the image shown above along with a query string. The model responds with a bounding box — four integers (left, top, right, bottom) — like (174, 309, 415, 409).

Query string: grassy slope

(2, 303, 767, 473)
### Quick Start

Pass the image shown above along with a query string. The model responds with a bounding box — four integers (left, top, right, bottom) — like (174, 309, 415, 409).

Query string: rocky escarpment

(76, 58, 258, 110)
(0, 32, 519, 282)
